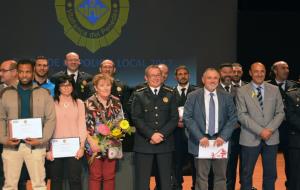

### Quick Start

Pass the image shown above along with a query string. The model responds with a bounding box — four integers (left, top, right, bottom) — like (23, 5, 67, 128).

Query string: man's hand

(150, 133, 164, 144)
(24, 138, 42, 146)
(6, 138, 20, 146)
(199, 137, 209, 148)
(260, 128, 272, 140)
(75, 148, 85, 160)
(46, 151, 54, 161)
(214, 137, 225, 147)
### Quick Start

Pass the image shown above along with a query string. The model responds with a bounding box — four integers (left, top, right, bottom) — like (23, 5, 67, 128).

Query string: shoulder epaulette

(287, 88, 298, 92)
(136, 86, 147, 92)
(163, 86, 173, 92)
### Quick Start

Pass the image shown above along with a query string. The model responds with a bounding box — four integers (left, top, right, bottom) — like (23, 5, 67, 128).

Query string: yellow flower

(111, 128, 122, 137)
(119, 119, 130, 130)
(251, 91, 257, 98)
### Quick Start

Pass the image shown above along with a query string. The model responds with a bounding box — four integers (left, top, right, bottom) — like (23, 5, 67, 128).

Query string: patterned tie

(224, 86, 230, 92)
(256, 86, 263, 110)
(208, 93, 215, 136)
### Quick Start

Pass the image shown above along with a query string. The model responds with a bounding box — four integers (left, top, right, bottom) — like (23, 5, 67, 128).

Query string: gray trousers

(115, 152, 135, 190)
(194, 158, 227, 190)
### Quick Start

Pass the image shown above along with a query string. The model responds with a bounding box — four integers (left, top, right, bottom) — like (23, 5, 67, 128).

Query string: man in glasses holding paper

(0, 59, 56, 190)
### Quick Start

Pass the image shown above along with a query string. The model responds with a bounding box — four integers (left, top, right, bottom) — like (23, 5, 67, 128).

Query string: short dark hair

(218, 63, 233, 71)
(54, 74, 78, 103)
(174, 65, 189, 75)
(17, 59, 35, 70)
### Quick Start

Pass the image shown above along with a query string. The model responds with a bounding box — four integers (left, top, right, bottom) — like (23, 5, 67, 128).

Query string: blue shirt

(34, 79, 55, 97)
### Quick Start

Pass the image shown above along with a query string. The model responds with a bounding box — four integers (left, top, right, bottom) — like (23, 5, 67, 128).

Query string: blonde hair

(92, 73, 113, 86)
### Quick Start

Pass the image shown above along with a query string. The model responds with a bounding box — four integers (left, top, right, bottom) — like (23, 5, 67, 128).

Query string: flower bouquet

(86, 118, 132, 164)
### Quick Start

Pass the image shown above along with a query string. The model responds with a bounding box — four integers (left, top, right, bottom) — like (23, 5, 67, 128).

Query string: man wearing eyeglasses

(0, 60, 18, 189)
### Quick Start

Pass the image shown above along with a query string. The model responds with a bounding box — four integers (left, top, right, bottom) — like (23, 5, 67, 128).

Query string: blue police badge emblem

(55, 0, 129, 53)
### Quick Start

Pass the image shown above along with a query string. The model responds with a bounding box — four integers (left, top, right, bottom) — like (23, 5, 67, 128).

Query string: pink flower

(97, 124, 110, 136)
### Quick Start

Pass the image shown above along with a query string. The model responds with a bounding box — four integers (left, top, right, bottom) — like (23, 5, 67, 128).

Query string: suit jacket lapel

(216, 90, 223, 126)
(246, 84, 263, 113)
(197, 89, 206, 120)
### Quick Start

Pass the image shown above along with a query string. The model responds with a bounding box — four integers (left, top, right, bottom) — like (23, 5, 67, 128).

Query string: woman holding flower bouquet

(46, 75, 87, 190)
(85, 74, 130, 190)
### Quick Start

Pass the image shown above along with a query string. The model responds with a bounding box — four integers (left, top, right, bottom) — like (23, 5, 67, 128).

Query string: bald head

(158, 63, 169, 82)
(272, 60, 289, 82)
(249, 62, 266, 85)
(65, 52, 80, 72)
(99, 59, 116, 76)
(0, 60, 18, 85)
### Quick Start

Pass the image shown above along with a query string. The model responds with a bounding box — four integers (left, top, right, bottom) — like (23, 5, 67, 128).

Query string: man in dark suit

(285, 87, 300, 190)
(131, 65, 178, 190)
(183, 68, 237, 190)
(236, 62, 285, 190)
(50, 52, 92, 101)
(173, 65, 197, 190)
(232, 63, 248, 87)
(268, 60, 298, 189)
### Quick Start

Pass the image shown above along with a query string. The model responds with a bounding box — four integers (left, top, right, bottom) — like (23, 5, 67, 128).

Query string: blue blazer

(183, 88, 237, 156)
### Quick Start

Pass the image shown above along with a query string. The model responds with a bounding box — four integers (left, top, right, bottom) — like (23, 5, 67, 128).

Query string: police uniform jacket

(131, 85, 178, 153)
(285, 88, 300, 148)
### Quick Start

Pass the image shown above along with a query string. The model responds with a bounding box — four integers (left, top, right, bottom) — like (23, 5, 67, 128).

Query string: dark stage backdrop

(0, 0, 237, 87)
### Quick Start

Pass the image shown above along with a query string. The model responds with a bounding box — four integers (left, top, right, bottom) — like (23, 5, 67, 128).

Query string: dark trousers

(48, 157, 82, 190)
(135, 152, 172, 190)
(18, 164, 29, 190)
(174, 128, 196, 189)
(240, 142, 277, 190)
(288, 148, 300, 190)
(226, 129, 241, 190)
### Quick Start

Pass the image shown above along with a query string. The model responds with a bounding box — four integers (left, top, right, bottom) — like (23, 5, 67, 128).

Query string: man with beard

(34, 56, 55, 96)
(173, 65, 197, 190)
(51, 52, 92, 101)
(231, 63, 248, 87)
(0, 59, 56, 190)
(268, 61, 298, 189)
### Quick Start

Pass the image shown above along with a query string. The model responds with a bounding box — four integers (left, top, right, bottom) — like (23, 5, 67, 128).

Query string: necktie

(233, 84, 240, 88)
(256, 86, 263, 110)
(208, 93, 215, 136)
(154, 89, 158, 95)
(278, 83, 284, 91)
(224, 86, 230, 92)
(70, 74, 76, 82)
(180, 88, 186, 106)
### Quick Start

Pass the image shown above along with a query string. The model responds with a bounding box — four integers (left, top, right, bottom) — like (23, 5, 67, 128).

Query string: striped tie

(256, 86, 263, 110)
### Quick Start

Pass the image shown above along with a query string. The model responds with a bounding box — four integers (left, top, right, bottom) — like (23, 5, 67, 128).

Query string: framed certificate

(10, 118, 43, 139)
(197, 140, 229, 159)
(51, 137, 80, 158)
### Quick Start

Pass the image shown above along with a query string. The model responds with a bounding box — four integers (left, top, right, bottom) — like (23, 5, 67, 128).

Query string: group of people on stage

(0, 52, 299, 190)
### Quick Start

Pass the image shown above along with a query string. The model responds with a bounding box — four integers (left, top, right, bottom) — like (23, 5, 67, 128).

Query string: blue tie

(208, 92, 215, 136)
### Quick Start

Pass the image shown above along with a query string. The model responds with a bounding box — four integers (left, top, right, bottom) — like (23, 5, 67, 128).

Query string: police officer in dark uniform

(285, 87, 300, 190)
(268, 61, 299, 188)
(50, 52, 93, 101)
(131, 65, 178, 190)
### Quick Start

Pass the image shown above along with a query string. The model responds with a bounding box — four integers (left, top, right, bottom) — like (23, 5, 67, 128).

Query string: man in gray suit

(236, 62, 285, 190)
(184, 68, 237, 190)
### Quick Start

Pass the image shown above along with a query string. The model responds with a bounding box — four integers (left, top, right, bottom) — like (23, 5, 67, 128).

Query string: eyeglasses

(0, 68, 15, 73)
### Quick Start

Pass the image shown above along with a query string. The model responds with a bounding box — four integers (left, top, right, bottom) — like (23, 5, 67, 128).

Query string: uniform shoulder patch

(162, 86, 173, 92)
(136, 86, 147, 92)
(287, 88, 298, 92)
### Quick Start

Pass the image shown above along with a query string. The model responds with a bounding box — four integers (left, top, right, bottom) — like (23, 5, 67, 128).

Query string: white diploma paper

(178, 106, 184, 119)
(197, 140, 228, 159)
(51, 137, 80, 158)
(10, 118, 42, 139)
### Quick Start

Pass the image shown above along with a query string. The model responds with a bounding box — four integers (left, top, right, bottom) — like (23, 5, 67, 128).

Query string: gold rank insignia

(117, 86, 122, 92)
(163, 97, 169, 103)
